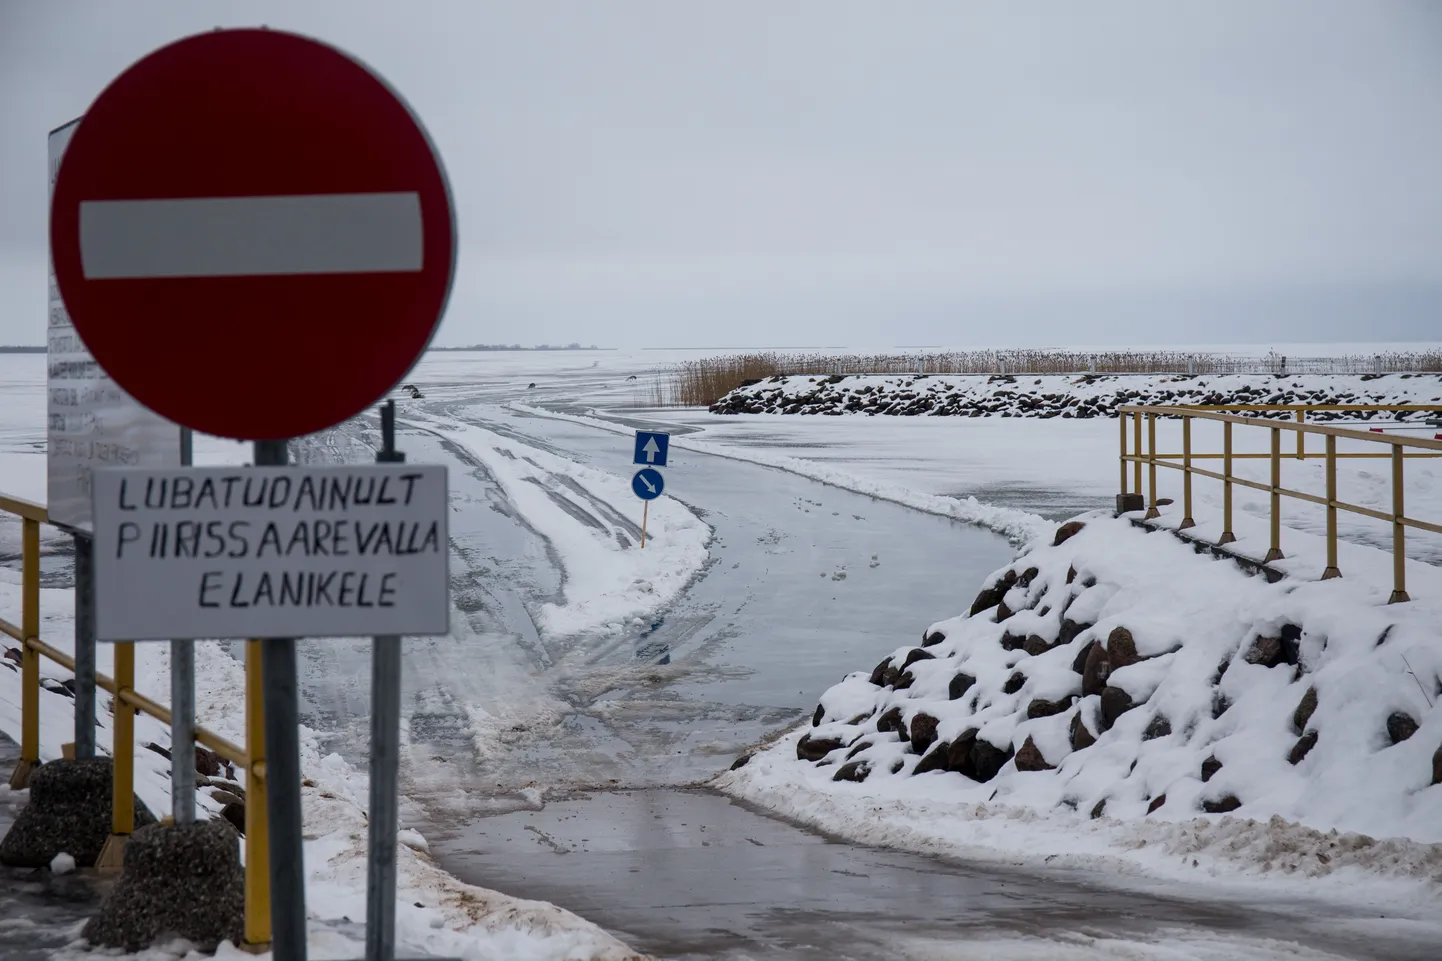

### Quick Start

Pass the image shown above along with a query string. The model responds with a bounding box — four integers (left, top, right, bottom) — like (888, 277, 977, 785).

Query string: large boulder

(1026, 697, 1071, 720)
(909, 713, 940, 754)
(876, 706, 908, 739)
(1387, 712, 1420, 745)
(1293, 687, 1318, 734)
(0, 758, 155, 868)
(1098, 686, 1135, 732)
(796, 734, 844, 762)
(948, 672, 977, 700)
(1082, 642, 1111, 696)
(83, 820, 244, 952)
(1288, 731, 1319, 765)
(1014, 736, 1054, 772)
(970, 739, 1014, 782)
(1053, 521, 1085, 546)
(1070, 712, 1097, 751)
(947, 729, 980, 777)
(1105, 627, 1141, 669)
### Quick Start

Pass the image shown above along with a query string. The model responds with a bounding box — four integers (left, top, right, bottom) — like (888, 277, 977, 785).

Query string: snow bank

(712, 371, 1442, 419)
(507, 403, 1052, 549)
(0, 582, 645, 960)
(717, 510, 1442, 902)
(418, 417, 711, 638)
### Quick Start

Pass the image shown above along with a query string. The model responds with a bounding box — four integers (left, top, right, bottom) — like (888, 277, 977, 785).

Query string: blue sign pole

(631, 467, 664, 548)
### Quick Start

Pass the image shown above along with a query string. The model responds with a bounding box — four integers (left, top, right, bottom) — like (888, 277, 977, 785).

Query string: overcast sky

(3, 2, 1441, 349)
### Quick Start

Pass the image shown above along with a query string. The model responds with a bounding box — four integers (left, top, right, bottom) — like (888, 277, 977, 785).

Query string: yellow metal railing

(1118, 404, 1442, 603)
(1, 494, 271, 950)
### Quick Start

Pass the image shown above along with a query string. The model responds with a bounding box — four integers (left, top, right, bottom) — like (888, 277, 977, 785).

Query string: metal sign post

(171, 426, 195, 825)
(255, 437, 308, 961)
(72, 532, 96, 758)
(367, 400, 403, 961)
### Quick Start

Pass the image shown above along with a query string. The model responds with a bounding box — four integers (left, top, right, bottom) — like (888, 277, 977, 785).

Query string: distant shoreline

(429, 345, 610, 352)
(0, 345, 613, 354)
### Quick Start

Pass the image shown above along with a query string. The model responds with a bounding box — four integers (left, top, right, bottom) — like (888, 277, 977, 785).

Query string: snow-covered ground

(0, 584, 645, 961)
(6, 345, 1442, 960)
(715, 507, 1442, 911)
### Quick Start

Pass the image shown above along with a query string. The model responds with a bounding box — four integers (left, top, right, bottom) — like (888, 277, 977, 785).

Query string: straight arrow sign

(633, 430, 670, 467)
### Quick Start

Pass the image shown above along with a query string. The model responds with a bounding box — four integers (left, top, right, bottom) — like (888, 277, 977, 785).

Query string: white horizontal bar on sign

(78, 192, 423, 279)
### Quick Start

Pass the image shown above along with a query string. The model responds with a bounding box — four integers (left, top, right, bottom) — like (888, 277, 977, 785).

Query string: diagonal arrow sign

(642, 437, 660, 463)
(639, 473, 656, 493)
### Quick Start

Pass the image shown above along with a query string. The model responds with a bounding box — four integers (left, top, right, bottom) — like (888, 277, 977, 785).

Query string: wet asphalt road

(298, 401, 1440, 961)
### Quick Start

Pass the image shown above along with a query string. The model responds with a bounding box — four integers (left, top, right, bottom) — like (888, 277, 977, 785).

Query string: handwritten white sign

(92, 464, 449, 640)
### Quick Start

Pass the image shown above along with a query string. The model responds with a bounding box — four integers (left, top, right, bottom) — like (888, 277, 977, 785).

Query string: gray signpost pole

(367, 401, 404, 961)
(72, 531, 96, 759)
(255, 437, 308, 961)
(170, 428, 197, 824)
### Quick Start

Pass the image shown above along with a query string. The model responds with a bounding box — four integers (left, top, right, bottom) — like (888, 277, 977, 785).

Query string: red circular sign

(51, 29, 455, 440)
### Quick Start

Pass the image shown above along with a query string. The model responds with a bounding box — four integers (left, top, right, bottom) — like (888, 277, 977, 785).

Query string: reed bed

(652, 349, 1442, 408)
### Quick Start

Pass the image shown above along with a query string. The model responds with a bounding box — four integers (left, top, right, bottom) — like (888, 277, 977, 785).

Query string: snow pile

(718, 511, 1442, 893)
(0, 587, 646, 959)
(712, 372, 1442, 419)
(419, 418, 712, 637)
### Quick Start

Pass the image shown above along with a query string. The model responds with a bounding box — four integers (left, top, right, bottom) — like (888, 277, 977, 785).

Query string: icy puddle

(429, 788, 1436, 961)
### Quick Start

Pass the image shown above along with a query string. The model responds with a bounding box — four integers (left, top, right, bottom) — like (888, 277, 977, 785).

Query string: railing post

(1322, 434, 1341, 579)
(1389, 445, 1410, 603)
(1264, 426, 1284, 562)
(1144, 412, 1160, 519)
(1180, 415, 1195, 529)
(1119, 408, 1128, 495)
(1219, 420, 1236, 544)
(1295, 409, 1305, 460)
(98, 640, 136, 871)
(1133, 409, 1142, 495)
(9, 517, 41, 789)
(244, 639, 273, 952)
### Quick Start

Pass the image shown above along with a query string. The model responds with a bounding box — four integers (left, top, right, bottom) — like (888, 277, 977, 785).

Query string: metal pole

(1322, 434, 1340, 579)
(172, 427, 196, 824)
(255, 437, 307, 961)
(1180, 415, 1195, 529)
(367, 401, 404, 961)
(1118, 409, 1127, 496)
(641, 501, 649, 549)
(73, 532, 96, 759)
(367, 634, 402, 961)
(1144, 413, 1160, 519)
(1390, 444, 1409, 603)
(1219, 420, 1236, 544)
(170, 640, 196, 824)
(1265, 427, 1284, 562)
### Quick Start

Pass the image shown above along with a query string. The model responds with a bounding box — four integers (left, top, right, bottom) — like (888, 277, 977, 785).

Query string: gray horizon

(3, 1, 1441, 349)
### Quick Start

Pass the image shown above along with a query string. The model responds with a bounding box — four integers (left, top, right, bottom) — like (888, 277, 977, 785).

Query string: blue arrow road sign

(632, 468, 664, 500)
(634, 430, 670, 467)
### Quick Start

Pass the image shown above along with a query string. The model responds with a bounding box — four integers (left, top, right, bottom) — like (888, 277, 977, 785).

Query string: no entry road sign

(633, 430, 670, 467)
(50, 29, 456, 440)
(632, 468, 665, 501)
(91, 463, 450, 640)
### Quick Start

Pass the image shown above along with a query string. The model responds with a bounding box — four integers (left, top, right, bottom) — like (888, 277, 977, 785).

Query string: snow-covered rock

(720, 511, 1442, 889)
(712, 372, 1442, 419)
